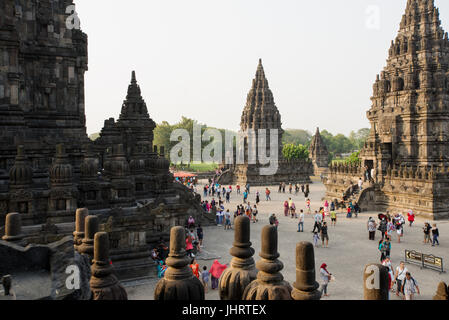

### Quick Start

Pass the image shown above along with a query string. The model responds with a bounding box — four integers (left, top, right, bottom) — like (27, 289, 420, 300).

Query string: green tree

(282, 129, 312, 147)
(282, 143, 309, 161)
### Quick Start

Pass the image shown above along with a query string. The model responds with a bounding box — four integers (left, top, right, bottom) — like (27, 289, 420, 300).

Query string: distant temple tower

(309, 128, 329, 176)
(325, 0, 449, 220)
(218, 60, 312, 186)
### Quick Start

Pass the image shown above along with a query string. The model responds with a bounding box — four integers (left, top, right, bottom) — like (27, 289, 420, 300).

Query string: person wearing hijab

(209, 260, 227, 290)
(320, 263, 332, 297)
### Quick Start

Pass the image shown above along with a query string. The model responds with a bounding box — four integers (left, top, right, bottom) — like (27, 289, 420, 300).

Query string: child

(432, 224, 439, 246)
(201, 266, 210, 293)
(313, 231, 320, 247)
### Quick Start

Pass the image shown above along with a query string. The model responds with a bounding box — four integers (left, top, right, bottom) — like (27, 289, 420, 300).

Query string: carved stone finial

(219, 215, 257, 300)
(433, 282, 449, 300)
(291, 242, 321, 300)
(2, 213, 24, 242)
(74, 208, 88, 247)
(154, 226, 204, 300)
(363, 264, 389, 300)
(242, 225, 292, 300)
(90, 232, 128, 300)
(77, 215, 99, 257)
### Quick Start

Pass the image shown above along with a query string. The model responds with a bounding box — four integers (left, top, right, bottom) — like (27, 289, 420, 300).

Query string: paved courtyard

(126, 178, 449, 300)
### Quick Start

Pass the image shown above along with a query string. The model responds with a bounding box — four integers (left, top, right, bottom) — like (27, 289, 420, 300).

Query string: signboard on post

(405, 250, 445, 273)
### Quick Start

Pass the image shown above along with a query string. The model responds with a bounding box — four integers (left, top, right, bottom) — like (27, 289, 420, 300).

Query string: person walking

(197, 224, 204, 248)
(306, 198, 311, 214)
(290, 201, 297, 219)
(255, 191, 260, 205)
(283, 200, 289, 217)
(407, 210, 415, 227)
(201, 266, 210, 293)
(312, 211, 322, 233)
(367, 217, 377, 240)
(330, 210, 337, 226)
(278, 182, 282, 193)
(379, 218, 387, 240)
(432, 224, 439, 246)
(298, 210, 305, 232)
(379, 237, 391, 262)
(423, 222, 432, 244)
(252, 205, 258, 223)
(401, 272, 420, 300)
(394, 261, 408, 298)
(190, 259, 200, 279)
(320, 263, 332, 297)
(301, 184, 305, 195)
(321, 222, 329, 248)
(224, 209, 232, 230)
(265, 188, 271, 201)
(210, 260, 227, 290)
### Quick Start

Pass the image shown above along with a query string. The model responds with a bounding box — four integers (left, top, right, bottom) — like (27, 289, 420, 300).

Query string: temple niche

(324, 0, 449, 220)
(218, 59, 313, 186)
(0, 0, 211, 281)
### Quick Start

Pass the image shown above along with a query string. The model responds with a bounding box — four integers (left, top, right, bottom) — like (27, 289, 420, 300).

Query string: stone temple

(0, 0, 211, 282)
(324, 0, 449, 220)
(218, 59, 313, 186)
(309, 127, 329, 176)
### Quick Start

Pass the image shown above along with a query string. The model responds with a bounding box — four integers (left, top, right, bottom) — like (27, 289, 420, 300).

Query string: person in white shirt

(394, 261, 408, 297)
(358, 178, 363, 191)
(312, 211, 322, 233)
(297, 210, 305, 232)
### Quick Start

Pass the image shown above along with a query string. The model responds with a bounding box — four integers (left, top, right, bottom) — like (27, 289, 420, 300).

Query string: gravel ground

(126, 178, 449, 300)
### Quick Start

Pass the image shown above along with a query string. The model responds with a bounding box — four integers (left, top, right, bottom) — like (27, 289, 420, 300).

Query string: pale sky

(76, 0, 449, 136)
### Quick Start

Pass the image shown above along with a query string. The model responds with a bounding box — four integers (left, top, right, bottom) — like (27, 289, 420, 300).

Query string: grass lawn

(172, 162, 219, 172)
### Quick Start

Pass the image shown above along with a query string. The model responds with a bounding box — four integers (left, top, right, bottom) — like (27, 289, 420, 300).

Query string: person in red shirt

(186, 235, 194, 257)
(407, 210, 415, 227)
(190, 259, 200, 279)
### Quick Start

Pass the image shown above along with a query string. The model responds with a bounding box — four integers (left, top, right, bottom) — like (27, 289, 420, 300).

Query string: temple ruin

(324, 0, 449, 220)
(218, 60, 313, 186)
(0, 0, 211, 282)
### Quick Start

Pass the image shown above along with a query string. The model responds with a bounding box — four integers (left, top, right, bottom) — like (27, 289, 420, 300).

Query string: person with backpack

(432, 223, 440, 246)
(379, 237, 391, 262)
(394, 261, 408, 298)
(379, 217, 387, 240)
(401, 272, 420, 300)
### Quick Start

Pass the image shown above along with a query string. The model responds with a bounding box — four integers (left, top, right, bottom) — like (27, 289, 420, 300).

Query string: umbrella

(378, 213, 387, 220)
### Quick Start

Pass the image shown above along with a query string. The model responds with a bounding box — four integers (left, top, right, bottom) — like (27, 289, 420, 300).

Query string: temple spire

(131, 71, 137, 85)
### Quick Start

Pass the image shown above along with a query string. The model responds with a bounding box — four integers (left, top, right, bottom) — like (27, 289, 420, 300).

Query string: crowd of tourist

(155, 176, 443, 300)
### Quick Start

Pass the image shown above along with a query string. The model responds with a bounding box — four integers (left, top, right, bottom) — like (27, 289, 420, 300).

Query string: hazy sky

(76, 0, 449, 136)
